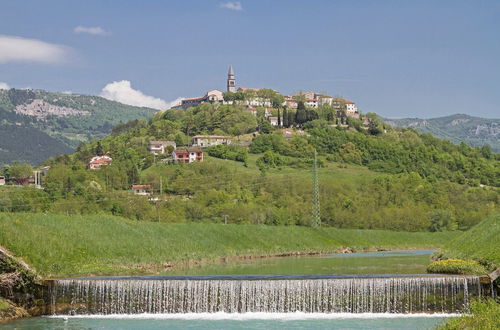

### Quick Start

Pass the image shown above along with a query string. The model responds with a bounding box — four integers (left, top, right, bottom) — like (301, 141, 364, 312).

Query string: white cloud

(0, 82, 10, 90)
(73, 26, 110, 36)
(0, 35, 70, 64)
(166, 97, 183, 109)
(100, 80, 168, 110)
(220, 1, 242, 11)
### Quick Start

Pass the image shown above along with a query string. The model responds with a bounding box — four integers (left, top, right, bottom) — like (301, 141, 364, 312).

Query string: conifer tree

(283, 107, 289, 128)
(295, 101, 307, 125)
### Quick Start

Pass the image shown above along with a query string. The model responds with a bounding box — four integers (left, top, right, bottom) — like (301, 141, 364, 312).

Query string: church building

(173, 66, 236, 109)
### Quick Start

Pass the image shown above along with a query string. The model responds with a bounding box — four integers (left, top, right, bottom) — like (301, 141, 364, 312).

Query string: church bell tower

(227, 65, 236, 92)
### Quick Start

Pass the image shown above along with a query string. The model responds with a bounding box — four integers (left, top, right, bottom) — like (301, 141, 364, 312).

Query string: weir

(48, 275, 485, 315)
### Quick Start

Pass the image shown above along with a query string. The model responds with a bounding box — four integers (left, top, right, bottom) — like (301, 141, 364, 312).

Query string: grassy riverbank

(437, 214, 500, 270)
(437, 299, 500, 329)
(0, 212, 458, 277)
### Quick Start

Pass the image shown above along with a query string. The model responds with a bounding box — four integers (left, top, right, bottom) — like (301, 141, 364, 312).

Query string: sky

(0, 0, 499, 118)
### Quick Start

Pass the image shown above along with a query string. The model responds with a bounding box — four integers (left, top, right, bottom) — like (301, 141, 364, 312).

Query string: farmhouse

(88, 155, 113, 170)
(0, 176, 5, 185)
(131, 184, 152, 196)
(192, 135, 232, 147)
(172, 149, 203, 163)
(148, 141, 176, 155)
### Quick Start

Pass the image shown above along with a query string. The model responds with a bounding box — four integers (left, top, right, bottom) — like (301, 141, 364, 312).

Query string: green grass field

(439, 214, 500, 269)
(0, 212, 457, 278)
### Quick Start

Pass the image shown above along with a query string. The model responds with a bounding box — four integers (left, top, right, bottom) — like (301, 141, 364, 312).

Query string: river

(2, 250, 466, 329)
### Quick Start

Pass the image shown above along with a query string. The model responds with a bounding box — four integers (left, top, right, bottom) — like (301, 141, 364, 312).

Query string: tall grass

(0, 213, 457, 277)
(437, 299, 500, 329)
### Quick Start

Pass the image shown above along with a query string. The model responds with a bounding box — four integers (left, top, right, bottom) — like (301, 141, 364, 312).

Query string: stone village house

(192, 135, 232, 147)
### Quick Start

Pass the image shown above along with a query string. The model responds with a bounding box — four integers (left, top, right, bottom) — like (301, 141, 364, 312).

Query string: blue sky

(0, 0, 499, 118)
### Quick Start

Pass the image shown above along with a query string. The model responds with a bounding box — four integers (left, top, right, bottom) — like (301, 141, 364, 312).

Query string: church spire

(227, 65, 236, 92)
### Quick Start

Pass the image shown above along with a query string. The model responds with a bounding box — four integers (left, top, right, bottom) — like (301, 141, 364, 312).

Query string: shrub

(207, 145, 248, 163)
(427, 259, 487, 275)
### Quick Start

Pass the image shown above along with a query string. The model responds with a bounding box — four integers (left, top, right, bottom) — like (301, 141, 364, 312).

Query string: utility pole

(312, 149, 321, 227)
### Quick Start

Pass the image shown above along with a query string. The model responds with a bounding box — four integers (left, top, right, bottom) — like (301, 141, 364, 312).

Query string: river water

(4, 313, 453, 329)
(2, 250, 465, 329)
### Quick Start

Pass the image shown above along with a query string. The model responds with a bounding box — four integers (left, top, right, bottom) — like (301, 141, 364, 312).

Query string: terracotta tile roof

(174, 148, 203, 154)
(132, 185, 151, 189)
(183, 96, 204, 101)
(89, 155, 112, 164)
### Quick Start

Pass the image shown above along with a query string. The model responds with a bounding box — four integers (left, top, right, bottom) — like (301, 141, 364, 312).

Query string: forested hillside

(1, 103, 498, 232)
(0, 89, 158, 165)
(385, 114, 500, 152)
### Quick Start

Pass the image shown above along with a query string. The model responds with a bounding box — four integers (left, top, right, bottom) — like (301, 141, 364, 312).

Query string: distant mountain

(385, 114, 500, 152)
(0, 89, 157, 165)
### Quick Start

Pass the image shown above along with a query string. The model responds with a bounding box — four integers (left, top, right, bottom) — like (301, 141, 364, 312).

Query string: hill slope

(439, 214, 500, 268)
(385, 114, 500, 152)
(0, 89, 158, 165)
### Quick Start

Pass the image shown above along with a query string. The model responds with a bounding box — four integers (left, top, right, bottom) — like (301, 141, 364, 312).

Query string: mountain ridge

(385, 114, 500, 152)
(0, 88, 158, 165)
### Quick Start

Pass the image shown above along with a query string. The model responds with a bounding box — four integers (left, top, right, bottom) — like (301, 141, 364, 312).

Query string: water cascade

(48, 276, 485, 315)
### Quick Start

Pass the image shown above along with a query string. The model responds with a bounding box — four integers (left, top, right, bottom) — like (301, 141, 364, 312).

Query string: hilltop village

(173, 66, 364, 125)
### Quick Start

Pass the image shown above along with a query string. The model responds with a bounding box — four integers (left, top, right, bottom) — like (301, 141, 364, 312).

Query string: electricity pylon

(312, 149, 321, 227)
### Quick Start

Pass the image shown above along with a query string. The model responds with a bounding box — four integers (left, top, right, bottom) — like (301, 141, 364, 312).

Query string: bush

(427, 259, 487, 275)
(207, 145, 248, 163)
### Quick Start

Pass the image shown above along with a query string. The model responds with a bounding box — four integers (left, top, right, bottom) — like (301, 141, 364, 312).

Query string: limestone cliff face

(14, 99, 91, 119)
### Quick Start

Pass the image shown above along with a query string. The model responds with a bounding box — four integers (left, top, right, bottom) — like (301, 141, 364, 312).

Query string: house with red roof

(132, 184, 152, 195)
(172, 149, 203, 163)
(88, 155, 113, 170)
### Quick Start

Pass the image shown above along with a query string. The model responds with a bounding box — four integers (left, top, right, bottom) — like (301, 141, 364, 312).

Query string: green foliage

(437, 299, 500, 329)
(427, 259, 487, 275)
(4, 164, 33, 179)
(162, 103, 257, 136)
(207, 145, 248, 163)
(256, 151, 287, 171)
(305, 126, 499, 186)
(0, 212, 457, 276)
(428, 210, 458, 232)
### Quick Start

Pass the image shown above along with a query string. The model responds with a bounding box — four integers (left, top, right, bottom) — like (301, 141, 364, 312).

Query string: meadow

(0, 212, 457, 277)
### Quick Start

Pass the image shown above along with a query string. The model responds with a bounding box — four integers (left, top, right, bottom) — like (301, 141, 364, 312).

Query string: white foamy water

(49, 276, 482, 315)
(47, 312, 462, 320)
